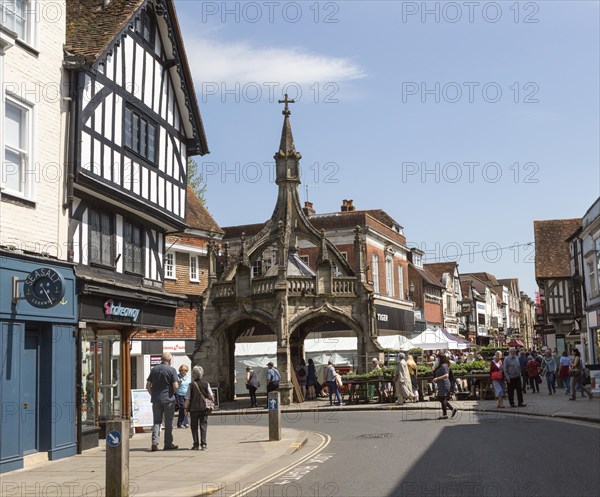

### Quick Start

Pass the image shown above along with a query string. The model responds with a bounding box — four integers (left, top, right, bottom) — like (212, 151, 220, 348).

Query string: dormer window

(413, 253, 422, 268)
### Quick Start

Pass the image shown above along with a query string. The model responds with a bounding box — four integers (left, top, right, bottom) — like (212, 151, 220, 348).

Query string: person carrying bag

(184, 366, 215, 450)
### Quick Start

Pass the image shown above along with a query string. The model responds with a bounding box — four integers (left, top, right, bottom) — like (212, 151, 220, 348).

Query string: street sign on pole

(106, 430, 122, 448)
(106, 420, 130, 497)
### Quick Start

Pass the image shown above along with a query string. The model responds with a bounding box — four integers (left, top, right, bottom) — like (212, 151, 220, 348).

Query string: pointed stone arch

(194, 102, 378, 403)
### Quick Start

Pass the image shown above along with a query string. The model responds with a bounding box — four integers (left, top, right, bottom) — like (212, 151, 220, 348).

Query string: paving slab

(1, 425, 313, 497)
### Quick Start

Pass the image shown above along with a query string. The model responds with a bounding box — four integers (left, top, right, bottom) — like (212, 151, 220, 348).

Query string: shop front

(0, 252, 78, 473)
(77, 282, 180, 450)
(375, 303, 415, 337)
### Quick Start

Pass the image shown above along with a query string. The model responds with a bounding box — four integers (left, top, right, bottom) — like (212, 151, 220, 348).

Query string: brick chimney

(303, 201, 315, 217)
(341, 199, 355, 212)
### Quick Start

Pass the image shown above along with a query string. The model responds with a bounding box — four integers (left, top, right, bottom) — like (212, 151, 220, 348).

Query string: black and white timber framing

(542, 279, 573, 317)
(66, 0, 207, 286)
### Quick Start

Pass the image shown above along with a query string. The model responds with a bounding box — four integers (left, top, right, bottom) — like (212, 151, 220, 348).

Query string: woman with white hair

(184, 366, 214, 450)
(394, 353, 416, 404)
(489, 351, 506, 408)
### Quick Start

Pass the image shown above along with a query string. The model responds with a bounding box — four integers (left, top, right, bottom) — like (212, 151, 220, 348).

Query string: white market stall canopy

(411, 329, 472, 350)
(410, 329, 450, 350)
(377, 334, 415, 351)
(233, 335, 414, 396)
(234, 335, 414, 358)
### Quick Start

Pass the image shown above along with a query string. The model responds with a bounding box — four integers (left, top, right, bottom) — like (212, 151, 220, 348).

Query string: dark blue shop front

(0, 252, 78, 473)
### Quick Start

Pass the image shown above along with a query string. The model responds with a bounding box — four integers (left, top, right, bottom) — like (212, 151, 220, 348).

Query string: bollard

(268, 391, 281, 441)
(105, 419, 130, 497)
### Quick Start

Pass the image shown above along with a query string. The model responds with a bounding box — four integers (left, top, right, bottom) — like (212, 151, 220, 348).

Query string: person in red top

(526, 356, 540, 393)
(489, 351, 506, 408)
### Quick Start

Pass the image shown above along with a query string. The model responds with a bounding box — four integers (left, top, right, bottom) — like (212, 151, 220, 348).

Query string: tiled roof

(498, 278, 520, 294)
(185, 187, 223, 234)
(464, 272, 500, 286)
(410, 263, 445, 288)
(222, 209, 407, 245)
(65, 0, 208, 156)
(223, 222, 266, 240)
(66, 0, 145, 58)
(423, 262, 457, 281)
(533, 218, 581, 279)
(461, 274, 493, 295)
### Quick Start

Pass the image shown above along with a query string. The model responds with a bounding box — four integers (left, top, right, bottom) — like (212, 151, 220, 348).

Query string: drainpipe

(64, 70, 80, 210)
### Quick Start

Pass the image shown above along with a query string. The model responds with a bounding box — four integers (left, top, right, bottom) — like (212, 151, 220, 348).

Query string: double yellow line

(229, 432, 332, 497)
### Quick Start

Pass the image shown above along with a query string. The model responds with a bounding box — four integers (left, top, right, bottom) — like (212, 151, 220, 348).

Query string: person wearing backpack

(267, 362, 280, 393)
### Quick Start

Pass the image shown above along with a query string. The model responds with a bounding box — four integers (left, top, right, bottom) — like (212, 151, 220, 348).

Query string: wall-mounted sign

(163, 341, 186, 353)
(23, 268, 66, 309)
(375, 304, 415, 333)
(150, 355, 162, 367)
(103, 299, 140, 321)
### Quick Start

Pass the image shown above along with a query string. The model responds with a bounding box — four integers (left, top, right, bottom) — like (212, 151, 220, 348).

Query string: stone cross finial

(278, 93, 295, 116)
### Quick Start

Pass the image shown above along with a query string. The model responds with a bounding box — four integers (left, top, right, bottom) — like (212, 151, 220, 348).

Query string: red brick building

(222, 199, 415, 339)
(132, 188, 223, 387)
(407, 249, 444, 331)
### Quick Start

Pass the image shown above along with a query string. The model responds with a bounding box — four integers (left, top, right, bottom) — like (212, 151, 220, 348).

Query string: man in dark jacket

(519, 350, 529, 393)
(146, 352, 180, 451)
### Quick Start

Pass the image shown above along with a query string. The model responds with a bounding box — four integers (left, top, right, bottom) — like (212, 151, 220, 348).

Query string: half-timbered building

(534, 218, 582, 354)
(1, 0, 79, 473)
(64, 0, 207, 449)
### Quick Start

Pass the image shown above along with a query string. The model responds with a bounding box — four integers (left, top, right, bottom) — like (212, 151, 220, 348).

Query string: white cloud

(185, 38, 366, 86)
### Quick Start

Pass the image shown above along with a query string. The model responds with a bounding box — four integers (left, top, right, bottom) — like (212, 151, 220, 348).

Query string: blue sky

(174, 0, 600, 297)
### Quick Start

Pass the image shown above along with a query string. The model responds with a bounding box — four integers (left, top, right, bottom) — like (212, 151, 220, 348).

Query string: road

(214, 409, 600, 497)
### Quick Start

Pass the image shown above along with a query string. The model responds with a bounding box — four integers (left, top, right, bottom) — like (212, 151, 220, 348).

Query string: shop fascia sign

(163, 341, 185, 353)
(104, 299, 140, 321)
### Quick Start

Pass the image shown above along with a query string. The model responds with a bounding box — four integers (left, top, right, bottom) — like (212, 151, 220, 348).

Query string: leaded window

(124, 222, 143, 274)
(124, 106, 157, 163)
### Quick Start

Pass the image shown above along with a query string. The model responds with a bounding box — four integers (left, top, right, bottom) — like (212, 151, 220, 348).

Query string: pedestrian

(552, 348, 560, 390)
(519, 351, 529, 393)
(176, 365, 190, 428)
(296, 359, 307, 400)
(325, 360, 344, 406)
(559, 350, 571, 394)
(406, 354, 419, 399)
(245, 366, 259, 407)
(306, 358, 317, 400)
(146, 352, 180, 451)
(394, 353, 415, 404)
(569, 349, 594, 401)
(184, 365, 214, 450)
(503, 347, 527, 408)
(266, 362, 280, 393)
(490, 351, 506, 408)
(526, 355, 540, 393)
(541, 350, 557, 395)
(432, 354, 457, 419)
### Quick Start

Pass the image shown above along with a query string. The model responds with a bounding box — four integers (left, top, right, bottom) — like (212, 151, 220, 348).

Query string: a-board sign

(131, 389, 153, 427)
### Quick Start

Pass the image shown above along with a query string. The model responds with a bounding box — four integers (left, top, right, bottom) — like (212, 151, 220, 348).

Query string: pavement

(2, 388, 597, 497)
(218, 384, 600, 423)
